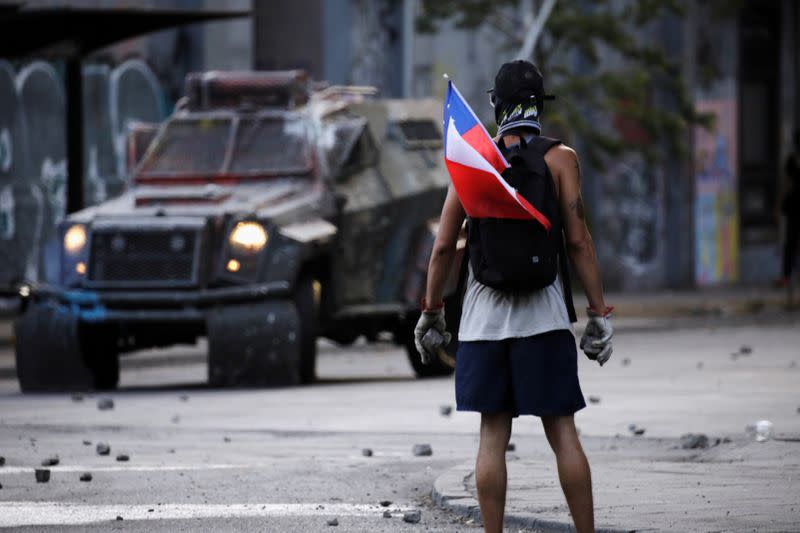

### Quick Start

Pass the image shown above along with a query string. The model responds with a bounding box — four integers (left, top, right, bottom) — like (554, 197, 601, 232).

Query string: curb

(431, 462, 636, 533)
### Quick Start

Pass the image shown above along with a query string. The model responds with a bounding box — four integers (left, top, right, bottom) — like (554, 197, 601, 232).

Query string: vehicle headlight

(64, 224, 87, 254)
(229, 221, 268, 253)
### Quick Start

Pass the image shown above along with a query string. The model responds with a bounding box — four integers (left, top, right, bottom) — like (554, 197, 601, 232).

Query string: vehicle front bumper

(27, 282, 291, 323)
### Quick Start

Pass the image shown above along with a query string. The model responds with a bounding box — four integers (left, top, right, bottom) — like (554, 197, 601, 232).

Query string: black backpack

(466, 135, 576, 321)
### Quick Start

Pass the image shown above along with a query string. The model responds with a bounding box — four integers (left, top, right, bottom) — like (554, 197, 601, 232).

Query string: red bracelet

(421, 298, 444, 311)
(587, 305, 614, 317)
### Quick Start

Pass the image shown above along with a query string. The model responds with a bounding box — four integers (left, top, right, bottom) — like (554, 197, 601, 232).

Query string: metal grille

(88, 229, 198, 287)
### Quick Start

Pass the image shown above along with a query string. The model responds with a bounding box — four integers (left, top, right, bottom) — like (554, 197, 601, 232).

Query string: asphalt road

(0, 321, 799, 531)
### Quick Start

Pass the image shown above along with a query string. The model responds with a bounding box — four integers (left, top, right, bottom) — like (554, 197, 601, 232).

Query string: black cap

(489, 60, 554, 106)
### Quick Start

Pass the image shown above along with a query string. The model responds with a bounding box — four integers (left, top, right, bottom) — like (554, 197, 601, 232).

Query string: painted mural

(693, 99, 739, 285)
(0, 59, 164, 289)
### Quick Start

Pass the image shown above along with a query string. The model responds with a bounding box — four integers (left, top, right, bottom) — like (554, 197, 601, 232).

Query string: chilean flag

(443, 81, 551, 230)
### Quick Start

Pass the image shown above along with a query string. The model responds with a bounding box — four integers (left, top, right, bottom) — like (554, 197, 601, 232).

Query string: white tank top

(458, 264, 572, 341)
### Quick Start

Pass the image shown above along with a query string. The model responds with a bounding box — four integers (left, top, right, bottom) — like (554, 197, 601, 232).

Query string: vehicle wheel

(14, 301, 93, 392)
(83, 325, 120, 390)
(403, 294, 461, 378)
(293, 275, 318, 385)
(207, 301, 301, 388)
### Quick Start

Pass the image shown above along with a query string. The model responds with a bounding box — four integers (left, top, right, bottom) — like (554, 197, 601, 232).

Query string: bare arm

(424, 186, 466, 307)
(548, 146, 607, 312)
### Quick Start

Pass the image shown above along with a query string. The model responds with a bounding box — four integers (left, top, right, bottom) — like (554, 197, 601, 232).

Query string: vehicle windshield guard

(136, 113, 313, 180)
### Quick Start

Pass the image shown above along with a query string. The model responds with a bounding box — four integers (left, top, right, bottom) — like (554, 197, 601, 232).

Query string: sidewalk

(433, 434, 800, 532)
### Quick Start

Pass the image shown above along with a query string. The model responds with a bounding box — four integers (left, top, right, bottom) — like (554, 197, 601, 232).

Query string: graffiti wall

(693, 99, 739, 285)
(0, 59, 164, 288)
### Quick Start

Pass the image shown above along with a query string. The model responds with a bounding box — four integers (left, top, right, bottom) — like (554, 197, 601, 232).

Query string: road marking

(0, 502, 412, 527)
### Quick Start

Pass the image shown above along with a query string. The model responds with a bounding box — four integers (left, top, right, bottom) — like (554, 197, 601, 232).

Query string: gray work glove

(414, 308, 452, 364)
(580, 308, 614, 366)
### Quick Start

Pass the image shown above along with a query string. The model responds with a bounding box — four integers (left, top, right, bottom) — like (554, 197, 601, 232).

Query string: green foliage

(417, 0, 718, 168)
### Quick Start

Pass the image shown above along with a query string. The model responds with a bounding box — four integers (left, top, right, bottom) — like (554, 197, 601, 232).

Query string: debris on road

(621, 357, 631, 366)
(746, 420, 774, 442)
(96, 443, 111, 456)
(326, 518, 339, 526)
(588, 395, 601, 404)
(116, 454, 130, 462)
(80, 472, 92, 482)
(0, 456, 5, 466)
(171, 415, 181, 424)
(180, 394, 189, 402)
(680, 433, 709, 449)
(628, 424, 645, 436)
(35, 468, 50, 482)
(82, 440, 91, 446)
(0, 482, 3, 489)
(71, 393, 84, 402)
(116, 516, 123, 521)
(506, 442, 516, 452)
(361, 448, 373, 457)
(97, 398, 114, 411)
(383, 510, 392, 518)
(412, 444, 432, 457)
(380, 500, 392, 507)
(223, 436, 231, 443)
(41, 455, 59, 466)
(739, 345, 753, 355)
(403, 510, 422, 524)
(439, 405, 453, 416)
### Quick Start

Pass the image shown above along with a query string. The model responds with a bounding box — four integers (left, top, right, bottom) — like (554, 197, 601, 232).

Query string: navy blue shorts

(455, 329, 586, 417)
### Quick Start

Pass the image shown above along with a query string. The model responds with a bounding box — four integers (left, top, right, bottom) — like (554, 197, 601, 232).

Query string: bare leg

(542, 415, 594, 533)
(476, 412, 513, 533)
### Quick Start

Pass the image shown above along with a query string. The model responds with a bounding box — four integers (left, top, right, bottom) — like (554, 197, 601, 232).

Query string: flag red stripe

(514, 191, 552, 231)
(446, 159, 533, 220)
(461, 124, 507, 173)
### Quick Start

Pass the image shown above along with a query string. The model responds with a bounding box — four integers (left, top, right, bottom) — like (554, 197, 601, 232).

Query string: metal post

(65, 56, 83, 214)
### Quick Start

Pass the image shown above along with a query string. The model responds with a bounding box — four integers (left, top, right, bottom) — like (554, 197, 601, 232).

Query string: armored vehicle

(14, 71, 465, 391)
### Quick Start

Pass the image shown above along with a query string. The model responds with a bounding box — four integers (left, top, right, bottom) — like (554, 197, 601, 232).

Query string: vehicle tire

(293, 274, 318, 385)
(14, 301, 94, 392)
(403, 293, 461, 378)
(207, 301, 301, 388)
(83, 325, 120, 391)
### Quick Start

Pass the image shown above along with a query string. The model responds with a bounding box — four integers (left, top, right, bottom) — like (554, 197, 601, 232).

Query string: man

(415, 60, 613, 533)
(777, 129, 800, 287)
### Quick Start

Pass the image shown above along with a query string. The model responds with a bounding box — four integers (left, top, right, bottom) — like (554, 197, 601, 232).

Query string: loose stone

(35, 468, 50, 483)
(80, 472, 92, 482)
(97, 398, 114, 411)
(588, 396, 601, 404)
(680, 433, 709, 449)
(380, 500, 392, 507)
(116, 454, 130, 462)
(41, 455, 59, 466)
(439, 405, 453, 416)
(383, 510, 392, 518)
(412, 444, 432, 457)
(326, 518, 339, 526)
(403, 510, 422, 524)
(361, 448, 373, 457)
(96, 443, 111, 456)
(506, 442, 516, 452)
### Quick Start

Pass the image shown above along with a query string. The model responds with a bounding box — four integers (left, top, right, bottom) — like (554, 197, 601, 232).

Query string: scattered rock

(71, 393, 84, 402)
(739, 345, 753, 355)
(82, 440, 91, 446)
(179, 394, 189, 402)
(361, 448, 373, 457)
(696, 362, 704, 370)
(223, 437, 231, 443)
(621, 357, 631, 367)
(80, 472, 92, 482)
(0, 456, 5, 467)
(96, 443, 110, 456)
(116, 516, 123, 521)
(116, 454, 129, 462)
(403, 510, 422, 524)
(171, 415, 181, 424)
(680, 433, 709, 449)
(326, 518, 339, 526)
(588, 395, 601, 404)
(383, 510, 392, 518)
(97, 398, 114, 411)
(379, 500, 392, 507)
(168, 448, 176, 454)
(634, 428, 645, 436)
(412, 444, 432, 457)
(439, 405, 453, 416)
(506, 442, 516, 452)
(0, 482, 3, 489)
(35, 468, 50, 483)
(41, 455, 59, 467)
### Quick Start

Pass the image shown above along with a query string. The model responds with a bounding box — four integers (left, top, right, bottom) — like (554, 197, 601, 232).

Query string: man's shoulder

(543, 143, 577, 175)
